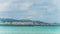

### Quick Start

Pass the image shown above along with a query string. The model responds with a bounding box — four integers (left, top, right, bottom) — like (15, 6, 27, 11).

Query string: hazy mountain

(0, 18, 44, 23)
(0, 18, 59, 25)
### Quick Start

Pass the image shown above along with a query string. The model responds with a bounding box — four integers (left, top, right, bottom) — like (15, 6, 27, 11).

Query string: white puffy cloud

(0, 1, 9, 11)
(53, 0, 60, 10)
(16, 3, 33, 11)
(0, 0, 33, 12)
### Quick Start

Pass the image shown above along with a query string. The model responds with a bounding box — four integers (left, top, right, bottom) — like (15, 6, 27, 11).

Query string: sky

(0, 0, 60, 23)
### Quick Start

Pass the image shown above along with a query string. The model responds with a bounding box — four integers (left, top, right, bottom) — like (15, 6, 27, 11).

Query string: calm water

(0, 26, 60, 34)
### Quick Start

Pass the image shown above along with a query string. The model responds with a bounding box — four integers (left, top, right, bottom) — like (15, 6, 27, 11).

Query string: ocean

(0, 26, 59, 34)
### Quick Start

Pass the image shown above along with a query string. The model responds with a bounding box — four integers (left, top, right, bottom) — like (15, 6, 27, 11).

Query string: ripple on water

(0, 26, 59, 34)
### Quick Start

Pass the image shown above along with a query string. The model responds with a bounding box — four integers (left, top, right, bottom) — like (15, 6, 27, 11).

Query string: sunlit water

(0, 26, 60, 34)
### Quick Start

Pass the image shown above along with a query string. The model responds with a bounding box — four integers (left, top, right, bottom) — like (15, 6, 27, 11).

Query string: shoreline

(0, 24, 59, 26)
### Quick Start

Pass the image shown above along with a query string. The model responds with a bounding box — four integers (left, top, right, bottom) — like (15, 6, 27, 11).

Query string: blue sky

(0, 0, 60, 23)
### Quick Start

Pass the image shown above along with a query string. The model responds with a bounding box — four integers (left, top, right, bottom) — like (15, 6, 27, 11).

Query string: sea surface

(0, 26, 60, 34)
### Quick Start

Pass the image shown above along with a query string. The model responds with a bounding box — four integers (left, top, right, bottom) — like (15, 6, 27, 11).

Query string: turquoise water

(0, 26, 60, 34)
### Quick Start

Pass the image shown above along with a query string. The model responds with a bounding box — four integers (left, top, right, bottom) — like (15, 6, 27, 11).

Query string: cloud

(0, 1, 9, 11)
(53, 0, 60, 10)
(16, 3, 33, 11)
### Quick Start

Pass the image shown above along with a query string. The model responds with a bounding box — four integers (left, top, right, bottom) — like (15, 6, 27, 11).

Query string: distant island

(0, 18, 59, 26)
